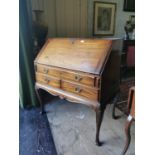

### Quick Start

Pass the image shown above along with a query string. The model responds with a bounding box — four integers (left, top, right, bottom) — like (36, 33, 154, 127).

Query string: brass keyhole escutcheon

(75, 87, 81, 93)
(43, 68, 49, 74)
(75, 75, 82, 81)
(44, 77, 50, 83)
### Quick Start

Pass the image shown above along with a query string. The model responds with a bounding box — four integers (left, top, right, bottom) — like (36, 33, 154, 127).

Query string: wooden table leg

(112, 93, 121, 119)
(122, 115, 134, 155)
(95, 105, 106, 146)
(35, 86, 46, 114)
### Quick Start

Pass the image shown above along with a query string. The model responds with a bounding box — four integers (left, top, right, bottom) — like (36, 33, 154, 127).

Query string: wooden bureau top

(35, 38, 113, 75)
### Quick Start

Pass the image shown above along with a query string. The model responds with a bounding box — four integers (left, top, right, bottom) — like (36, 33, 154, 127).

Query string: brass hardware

(75, 87, 81, 93)
(44, 77, 50, 83)
(70, 38, 75, 44)
(43, 68, 49, 74)
(75, 75, 82, 81)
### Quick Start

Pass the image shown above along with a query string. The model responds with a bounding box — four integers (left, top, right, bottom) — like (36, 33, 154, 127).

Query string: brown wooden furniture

(120, 39, 135, 80)
(122, 86, 135, 155)
(34, 38, 121, 145)
(112, 78, 135, 119)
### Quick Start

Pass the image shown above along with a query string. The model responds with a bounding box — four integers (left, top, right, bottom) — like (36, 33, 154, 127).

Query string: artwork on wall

(93, 2, 116, 36)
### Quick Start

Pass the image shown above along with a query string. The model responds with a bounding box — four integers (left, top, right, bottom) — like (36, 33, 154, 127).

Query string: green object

(19, 0, 38, 108)
(33, 10, 48, 49)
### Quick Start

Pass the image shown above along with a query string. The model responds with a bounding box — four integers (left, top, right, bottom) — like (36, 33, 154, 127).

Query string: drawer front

(61, 72, 96, 87)
(36, 73, 60, 88)
(36, 64, 98, 87)
(61, 81, 98, 100)
(36, 64, 60, 77)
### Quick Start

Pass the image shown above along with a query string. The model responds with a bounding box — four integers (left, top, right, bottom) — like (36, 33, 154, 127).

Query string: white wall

(88, 0, 135, 38)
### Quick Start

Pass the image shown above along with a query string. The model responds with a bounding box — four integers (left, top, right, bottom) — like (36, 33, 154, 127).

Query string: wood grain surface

(34, 38, 121, 146)
(35, 38, 112, 74)
(61, 80, 99, 100)
(36, 63, 98, 87)
(36, 72, 60, 88)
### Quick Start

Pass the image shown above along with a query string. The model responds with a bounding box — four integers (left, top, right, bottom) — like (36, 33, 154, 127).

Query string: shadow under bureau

(34, 38, 121, 146)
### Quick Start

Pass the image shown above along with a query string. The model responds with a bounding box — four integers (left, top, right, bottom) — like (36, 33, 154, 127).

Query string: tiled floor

(46, 97, 135, 155)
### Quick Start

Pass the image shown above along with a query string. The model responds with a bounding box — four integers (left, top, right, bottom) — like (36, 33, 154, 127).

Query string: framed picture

(93, 2, 116, 36)
(123, 0, 135, 12)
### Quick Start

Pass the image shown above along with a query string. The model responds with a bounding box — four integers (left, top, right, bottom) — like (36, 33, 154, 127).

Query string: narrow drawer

(36, 72, 60, 88)
(36, 64, 60, 77)
(61, 72, 96, 87)
(61, 81, 99, 100)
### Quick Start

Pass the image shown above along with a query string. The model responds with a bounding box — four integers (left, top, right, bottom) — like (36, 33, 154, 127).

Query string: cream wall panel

(56, 0, 66, 37)
(74, 0, 80, 37)
(55, 0, 88, 37)
(65, 0, 75, 37)
(44, 0, 56, 37)
(31, 0, 44, 11)
(80, 0, 88, 37)
(30, 0, 88, 37)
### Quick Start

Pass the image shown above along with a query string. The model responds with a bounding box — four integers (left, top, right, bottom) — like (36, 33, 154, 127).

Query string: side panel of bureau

(101, 49, 120, 103)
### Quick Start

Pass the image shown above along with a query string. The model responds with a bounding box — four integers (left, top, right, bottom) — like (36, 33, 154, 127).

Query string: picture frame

(93, 2, 116, 36)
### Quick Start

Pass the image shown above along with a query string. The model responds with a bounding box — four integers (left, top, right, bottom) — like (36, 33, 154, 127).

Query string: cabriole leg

(122, 115, 134, 155)
(35, 87, 45, 114)
(95, 105, 106, 146)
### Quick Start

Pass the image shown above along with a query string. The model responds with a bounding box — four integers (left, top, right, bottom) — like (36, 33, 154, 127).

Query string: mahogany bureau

(34, 38, 121, 146)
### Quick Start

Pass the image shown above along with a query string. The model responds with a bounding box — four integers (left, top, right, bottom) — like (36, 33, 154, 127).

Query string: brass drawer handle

(43, 68, 49, 74)
(44, 77, 50, 83)
(75, 75, 82, 81)
(74, 87, 81, 93)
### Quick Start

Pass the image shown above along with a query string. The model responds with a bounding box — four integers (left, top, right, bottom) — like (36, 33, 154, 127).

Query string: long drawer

(61, 72, 96, 87)
(35, 72, 99, 100)
(35, 64, 99, 87)
(61, 81, 99, 100)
